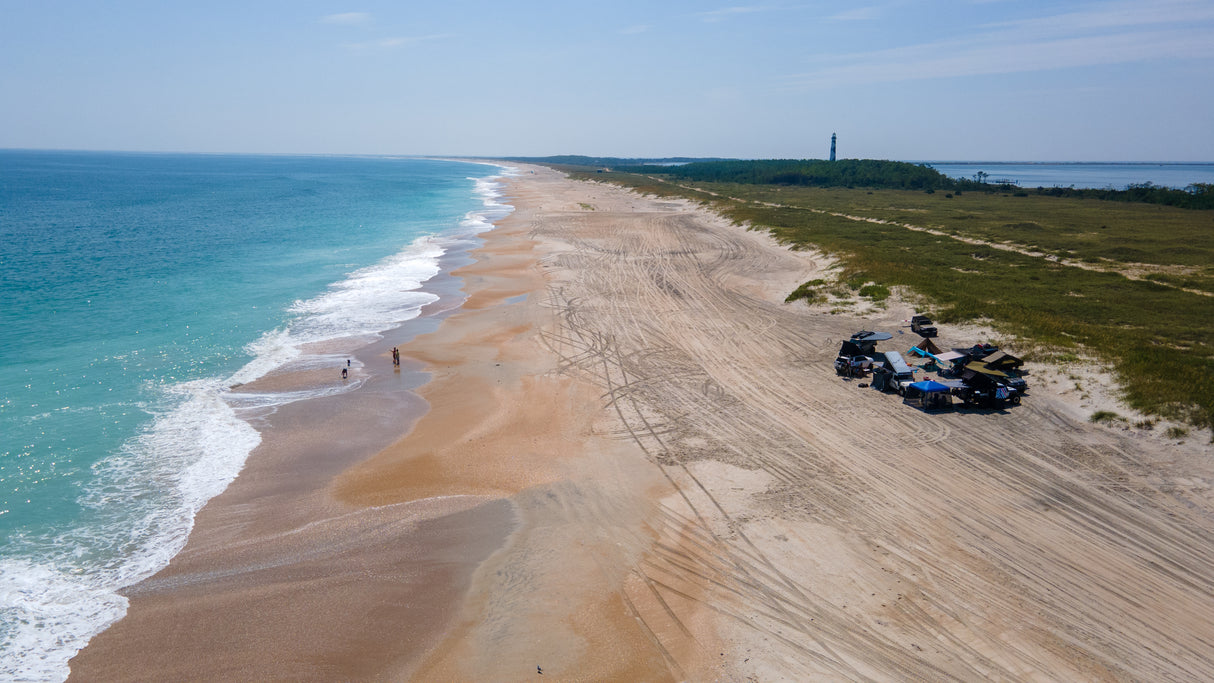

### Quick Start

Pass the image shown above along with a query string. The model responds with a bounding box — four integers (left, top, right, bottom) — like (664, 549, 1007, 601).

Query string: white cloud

(785, 2, 1214, 88)
(830, 7, 879, 22)
(698, 5, 769, 23)
(986, 0, 1214, 35)
(321, 12, 372, 27)
(342, 34, 452, 52)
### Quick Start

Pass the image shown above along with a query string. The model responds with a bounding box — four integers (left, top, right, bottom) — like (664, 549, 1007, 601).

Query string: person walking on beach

(341, 367, 348, 379)
(392, 347, 400, 367)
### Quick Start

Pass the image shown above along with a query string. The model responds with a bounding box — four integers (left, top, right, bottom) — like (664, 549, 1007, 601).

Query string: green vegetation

(616, 159, 949, 190)
(1090, 410, 1124, 424)
(610, 159, 1214, 210)
(1030, 182, 1214, 211)
(858, 283, 891, 302)
(786, 278, 826, 304)
(521, 156, 1214, 211)
(1165, 426, 1190, 439)
(503, 155, 731, 169)
(564, 165, 1214, 430)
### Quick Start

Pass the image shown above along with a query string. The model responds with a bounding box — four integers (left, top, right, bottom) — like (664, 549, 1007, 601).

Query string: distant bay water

(920, 162, 1214, 190)
(0, 151, 512, 681)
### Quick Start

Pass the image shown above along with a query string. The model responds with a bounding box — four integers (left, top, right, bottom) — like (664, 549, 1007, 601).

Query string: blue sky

(2, 1, 1212, 160)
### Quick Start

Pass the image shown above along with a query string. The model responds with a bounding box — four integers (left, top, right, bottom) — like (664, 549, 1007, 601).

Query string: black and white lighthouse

(830, 133, 837, 161)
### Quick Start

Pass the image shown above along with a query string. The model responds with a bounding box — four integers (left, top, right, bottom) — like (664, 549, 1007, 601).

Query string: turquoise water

(923, 162, 1214, 189)
(0, 151, 510, 680)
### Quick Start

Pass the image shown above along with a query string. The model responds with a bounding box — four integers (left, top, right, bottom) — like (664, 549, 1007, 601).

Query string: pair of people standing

(342, 349, 400, 380)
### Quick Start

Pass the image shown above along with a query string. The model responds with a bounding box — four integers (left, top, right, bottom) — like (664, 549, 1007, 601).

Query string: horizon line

(3, 147, 1214, 166)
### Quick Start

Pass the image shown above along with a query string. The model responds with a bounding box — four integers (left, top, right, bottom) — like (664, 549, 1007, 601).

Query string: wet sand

(71, 165, 1214, 681)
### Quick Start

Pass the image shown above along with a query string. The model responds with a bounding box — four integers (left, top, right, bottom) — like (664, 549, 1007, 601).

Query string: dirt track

(517, 166, 1214, 681)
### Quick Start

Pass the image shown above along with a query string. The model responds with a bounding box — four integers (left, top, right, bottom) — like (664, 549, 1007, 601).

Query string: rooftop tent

(982, 350, 1024, 370)
(966, 343, 999, 359)
(839, 340, 867, 357)
(840, 331, 892, 357)
(882, 350, 913, 376)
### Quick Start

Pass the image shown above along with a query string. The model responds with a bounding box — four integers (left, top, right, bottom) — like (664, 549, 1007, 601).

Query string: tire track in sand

(523, 170, 1214, 681)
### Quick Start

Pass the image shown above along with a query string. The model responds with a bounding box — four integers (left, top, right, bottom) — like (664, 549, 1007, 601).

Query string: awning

(965, 362, 1008, 377)
(909, 380, 951, 393)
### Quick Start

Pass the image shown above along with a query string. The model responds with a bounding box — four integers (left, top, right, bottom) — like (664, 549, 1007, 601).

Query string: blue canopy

(909, 380, 951, 393)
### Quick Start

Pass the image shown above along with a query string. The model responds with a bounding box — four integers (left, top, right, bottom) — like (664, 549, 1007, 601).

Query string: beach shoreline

(65, 166, 542, 680)
(70, 164, 1214, 681)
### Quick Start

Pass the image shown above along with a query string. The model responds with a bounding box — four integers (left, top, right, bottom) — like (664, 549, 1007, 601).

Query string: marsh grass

(579, 169, 1214, 429)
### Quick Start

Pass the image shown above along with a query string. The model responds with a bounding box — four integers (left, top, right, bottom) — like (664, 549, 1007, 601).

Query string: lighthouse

(830, 133, 837, 161)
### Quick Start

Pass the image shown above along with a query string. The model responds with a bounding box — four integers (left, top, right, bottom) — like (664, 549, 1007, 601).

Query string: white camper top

(883, 350, 914, 376)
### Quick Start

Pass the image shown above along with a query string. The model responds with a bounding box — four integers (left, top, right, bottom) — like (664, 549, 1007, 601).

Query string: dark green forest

(616, 159, 949, 190)
(502, 155, 730, 168)
(622, 159, 1214, 209)
(516, 157, 1214, 210)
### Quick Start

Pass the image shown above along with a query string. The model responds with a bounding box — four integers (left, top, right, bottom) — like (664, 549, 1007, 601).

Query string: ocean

(921, 162, 1214, 190)
(0, 151, 511, 681)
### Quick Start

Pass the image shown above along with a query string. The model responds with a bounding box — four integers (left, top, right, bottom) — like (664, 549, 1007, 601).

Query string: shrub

(785, 279, 826, 304)
(1164, 426, 1189, 439)
(859, 284, 891, 301)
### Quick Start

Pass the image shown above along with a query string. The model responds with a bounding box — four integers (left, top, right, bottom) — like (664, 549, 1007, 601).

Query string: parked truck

(952, 369, 1020, 407)
(910, 315, 938, 337)
(834, 331, 892, 378)
(870, 351, 917, 394)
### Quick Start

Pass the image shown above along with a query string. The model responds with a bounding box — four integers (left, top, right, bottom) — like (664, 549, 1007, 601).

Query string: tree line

(606, 159, 1214, 210)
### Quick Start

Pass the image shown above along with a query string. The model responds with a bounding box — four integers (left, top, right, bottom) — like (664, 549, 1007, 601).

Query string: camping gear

(904, 379, 952, 409)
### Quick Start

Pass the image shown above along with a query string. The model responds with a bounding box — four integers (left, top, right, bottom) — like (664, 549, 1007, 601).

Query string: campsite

(835, 320, 1029, 411)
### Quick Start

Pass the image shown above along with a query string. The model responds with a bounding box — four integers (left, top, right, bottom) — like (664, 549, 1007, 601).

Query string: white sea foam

(0, 377, 258, 683)
(284, 238, 444, 344)
(0, 560, 128, 683)
(0, 167, 515, 683)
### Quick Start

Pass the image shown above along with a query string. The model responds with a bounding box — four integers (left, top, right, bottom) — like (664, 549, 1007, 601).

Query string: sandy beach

(69, 164, 1214, 681)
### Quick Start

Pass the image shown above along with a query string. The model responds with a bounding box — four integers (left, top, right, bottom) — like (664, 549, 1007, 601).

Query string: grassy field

(569, 168, 1214, 431)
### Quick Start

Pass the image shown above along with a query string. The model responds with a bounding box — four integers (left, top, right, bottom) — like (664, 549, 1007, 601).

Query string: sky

(2, 1, 1213, 161)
